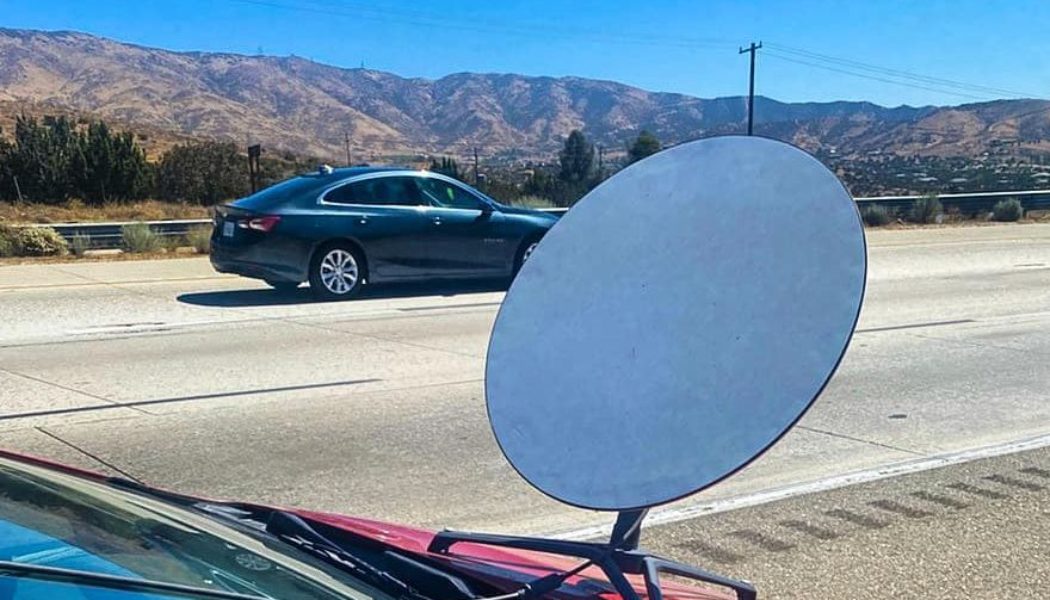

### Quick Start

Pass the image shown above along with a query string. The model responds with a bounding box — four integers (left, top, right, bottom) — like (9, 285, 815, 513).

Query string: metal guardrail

(16, 190, 1049, 250)
(23, 219, 211, 249)
(854, 189, 1050, 214)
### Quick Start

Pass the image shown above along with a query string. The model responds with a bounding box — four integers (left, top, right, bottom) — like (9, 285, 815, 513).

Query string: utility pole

(597, 145, 605, 180)
(739, 41, 762, 136)
(344, 132, 352, 166)
(12, 175, 23, 203)
(473, 147, 480, 185)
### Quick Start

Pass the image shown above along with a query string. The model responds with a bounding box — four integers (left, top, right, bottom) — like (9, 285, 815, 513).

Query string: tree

(76, 121, 151, 203)
(0, 135, 13, 201)
(430, 156, 463, 181)
(0, 115, 80, 202)
(628, 130, 661, 164)
(0, 115, 150, 204)
(558, 130, 595, 184)
(156, 142, 248, 205)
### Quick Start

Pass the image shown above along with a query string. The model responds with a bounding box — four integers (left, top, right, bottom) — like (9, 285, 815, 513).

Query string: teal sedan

(211, 167, 558, 300)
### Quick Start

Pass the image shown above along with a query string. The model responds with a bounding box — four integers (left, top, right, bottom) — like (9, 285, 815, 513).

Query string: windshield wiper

(264, 510, 430, 600)
(0, 560, 263, 600)
(107, 478, 471, 599)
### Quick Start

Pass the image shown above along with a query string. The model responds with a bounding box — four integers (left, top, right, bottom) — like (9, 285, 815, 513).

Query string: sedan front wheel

(309, 245, 364, 300)
(513, 239, 540, 276)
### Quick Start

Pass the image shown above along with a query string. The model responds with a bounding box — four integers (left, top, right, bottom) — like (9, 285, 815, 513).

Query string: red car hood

(0, 449, 734, 600)
(294, 509, 735, 600)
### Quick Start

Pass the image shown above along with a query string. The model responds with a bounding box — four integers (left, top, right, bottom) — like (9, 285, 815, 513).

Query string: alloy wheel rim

(523, 242, 538, 263)
(320, 249, 359, 294)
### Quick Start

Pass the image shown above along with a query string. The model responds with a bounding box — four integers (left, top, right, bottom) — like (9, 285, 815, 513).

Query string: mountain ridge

(1, 28, 1048, 161)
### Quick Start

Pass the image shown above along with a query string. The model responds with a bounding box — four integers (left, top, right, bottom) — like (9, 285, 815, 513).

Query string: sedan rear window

(234, 177, 328, 211)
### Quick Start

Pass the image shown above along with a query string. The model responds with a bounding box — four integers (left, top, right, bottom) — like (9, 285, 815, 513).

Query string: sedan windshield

(0, 457, 392, 600)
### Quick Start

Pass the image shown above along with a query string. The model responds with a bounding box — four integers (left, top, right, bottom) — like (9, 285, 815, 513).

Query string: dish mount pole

(609, 508, 648, 550)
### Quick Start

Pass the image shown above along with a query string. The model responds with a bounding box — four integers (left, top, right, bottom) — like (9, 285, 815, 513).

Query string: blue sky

(4, 0, 1048, 107)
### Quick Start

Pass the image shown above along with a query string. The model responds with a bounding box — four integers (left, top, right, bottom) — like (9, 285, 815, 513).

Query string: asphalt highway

(642, 443, 1050, 599)
(1, 223, 1048, 546)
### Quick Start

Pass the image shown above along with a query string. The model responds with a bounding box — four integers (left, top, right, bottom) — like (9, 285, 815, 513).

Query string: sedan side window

(417, 178, 483, 210)
(323, 182, 362, 205)
(324, 176, 425, 207)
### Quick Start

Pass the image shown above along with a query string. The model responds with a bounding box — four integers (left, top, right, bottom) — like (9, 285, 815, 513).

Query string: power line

(764, 43, 1039, 99)
(223, 0, 734, 50)
(762, 51, 995, 101)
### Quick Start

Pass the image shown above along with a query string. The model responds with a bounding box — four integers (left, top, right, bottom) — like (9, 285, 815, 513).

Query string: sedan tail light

(243, 215, 282, 232)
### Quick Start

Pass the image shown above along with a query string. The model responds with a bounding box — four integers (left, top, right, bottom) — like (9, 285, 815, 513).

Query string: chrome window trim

(316, 171, 496, 212)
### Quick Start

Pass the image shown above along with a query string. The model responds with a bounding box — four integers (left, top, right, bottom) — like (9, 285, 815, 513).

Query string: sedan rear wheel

(309, 245, 364, 300)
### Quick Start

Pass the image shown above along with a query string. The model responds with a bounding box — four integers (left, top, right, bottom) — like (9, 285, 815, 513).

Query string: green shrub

(70, 234, 92, 256)
(909, 194, 943, 224)
(512, 195, 557, 209)
(121, 222, 162, 253)
(992, 198, 1023, 222)
(186, 225, 212, 254)
(161, 234, 184, 252)
(0, 225, 15, 257)
(860, 204, 893, 226)
(12, 227, 69, 256)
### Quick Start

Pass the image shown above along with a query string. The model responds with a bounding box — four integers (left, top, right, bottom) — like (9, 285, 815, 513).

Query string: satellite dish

(485, 135, 866, 511)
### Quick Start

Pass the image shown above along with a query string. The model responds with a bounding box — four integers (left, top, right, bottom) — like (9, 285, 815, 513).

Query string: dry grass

(0, 248, 203, 266)
(0, 200, 210, 224)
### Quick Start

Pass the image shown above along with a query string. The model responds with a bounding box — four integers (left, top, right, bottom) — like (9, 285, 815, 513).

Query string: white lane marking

(547, 431, 1050, 541)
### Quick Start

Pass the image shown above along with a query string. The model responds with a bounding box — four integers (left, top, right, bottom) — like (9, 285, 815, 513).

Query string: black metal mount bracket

(426, 510, 756, 600)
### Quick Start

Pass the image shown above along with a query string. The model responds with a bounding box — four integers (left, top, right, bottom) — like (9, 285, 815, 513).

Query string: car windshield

(0, 457, 393, 600)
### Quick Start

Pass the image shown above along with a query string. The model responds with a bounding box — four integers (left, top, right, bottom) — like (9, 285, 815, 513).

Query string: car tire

(309, 243, 365, 301)
(513, 238, 541, 277)
(266, 280, 300, 292)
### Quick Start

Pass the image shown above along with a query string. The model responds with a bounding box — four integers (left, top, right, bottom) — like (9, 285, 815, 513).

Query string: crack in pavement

(34, 426, 141, 482)
(855, 319, 975, 334)
(0, 378, 381, 421)
(796, 425, 926, 456)
(108, 276, 488, 360)
(906, 330, 1050, 357)
(0, 365, 150, 416)
(45, 265, 107, 286)
(0, 377, 479, 423)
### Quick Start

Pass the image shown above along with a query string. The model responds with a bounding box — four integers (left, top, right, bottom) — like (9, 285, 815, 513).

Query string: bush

(186, 225, 212, 254)
(992, 198, 1024, 222)
(162, 234, 184, 252)
(909, 194, 943, 224)
(0, 225, 15, 257)
(9, 226, 69, 256)
(70, 233, 92, 256)
(860, 204, 893, 226)
(121, 222, 162, 253)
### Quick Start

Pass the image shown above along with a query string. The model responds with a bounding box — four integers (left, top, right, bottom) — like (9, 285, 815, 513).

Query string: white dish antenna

(486, 135, 866, 511)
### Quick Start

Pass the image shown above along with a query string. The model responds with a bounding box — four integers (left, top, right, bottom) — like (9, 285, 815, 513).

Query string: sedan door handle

(358, 217, 368, 225)
(432, 217, 442, 225)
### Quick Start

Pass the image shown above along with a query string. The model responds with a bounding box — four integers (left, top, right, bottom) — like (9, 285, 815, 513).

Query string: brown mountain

(1, 28, 1048, 162)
